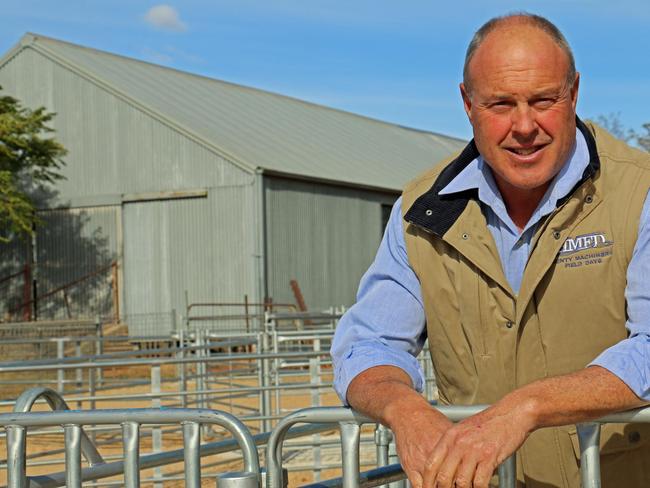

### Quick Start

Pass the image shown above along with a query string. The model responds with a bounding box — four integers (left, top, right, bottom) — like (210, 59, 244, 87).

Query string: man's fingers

(406, 470, 424, 488)
(473, 459, 496, 488)
(421, 440, 449, 488)
(431, 446, 463, 488)
(452, 454, 481, 488)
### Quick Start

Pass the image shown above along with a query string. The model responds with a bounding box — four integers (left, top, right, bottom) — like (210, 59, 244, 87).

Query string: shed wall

(0, 207, 119, 321)
(35, 206, 119, 320)
(0, 46, 252, 205)
(0, 236, 30, 321)
(122, 185, 257, 336)
(265, 176, 398, 311)
(0, 47, 259, 332)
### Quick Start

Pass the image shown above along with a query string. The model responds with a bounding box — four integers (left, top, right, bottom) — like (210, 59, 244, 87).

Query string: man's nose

(511, 104, 537, 137)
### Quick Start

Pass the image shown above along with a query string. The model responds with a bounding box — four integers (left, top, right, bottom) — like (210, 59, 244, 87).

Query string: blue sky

(1, 0, 649, 140)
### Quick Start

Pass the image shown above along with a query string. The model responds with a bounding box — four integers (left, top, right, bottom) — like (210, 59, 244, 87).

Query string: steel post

(577, 422, 601, 488)
(310, 356, 322, 480)
(261, 325, 272, 432)
(273, 327, 280, 418)
(75, 340, 83, 394)
(388, 439, 406, 488)
(95, 316, 103, 387)
(95, 315, 104, 385)
(374, 424, 391, 467)
(6, 425, 27, 488)
(178, 328, 187, 408)
(88, 364, 97, 412)
(64, 424, 82, 488)
(56, 338, 65, 393)
(122, 421, 140, 488)
(151, 365, 163, 488)
(197, 329, 207, 410)
(339, 421, 361, 488)
(183, 421, 202, 488)
(497, 454, 516, 488)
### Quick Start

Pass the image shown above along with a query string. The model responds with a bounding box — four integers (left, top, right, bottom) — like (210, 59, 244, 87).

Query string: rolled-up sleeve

(590, 189, 650, 401)
(330, 197, 427, 404)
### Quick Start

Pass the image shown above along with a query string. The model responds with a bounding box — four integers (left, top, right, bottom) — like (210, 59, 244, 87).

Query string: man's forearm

(405, 365, 648, 488)
(346, 365, 453, 487)
(346, 365, 447, 429)
(500, 365, 648, 432)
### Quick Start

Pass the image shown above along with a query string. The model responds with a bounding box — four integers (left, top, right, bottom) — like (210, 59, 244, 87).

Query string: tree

(596, 112, 649, 153)
(635, 123, 650, 152)
(596, 112, 635, 143)
(0, 87, 66, 242)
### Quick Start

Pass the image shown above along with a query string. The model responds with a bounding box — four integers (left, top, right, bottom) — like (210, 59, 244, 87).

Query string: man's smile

(503, 143, 549, 161)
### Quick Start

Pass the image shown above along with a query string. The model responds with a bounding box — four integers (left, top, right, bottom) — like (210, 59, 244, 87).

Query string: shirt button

(506, 321, 514, 329)
(552, 231, 561, 240)
(585, 195, 594, 204)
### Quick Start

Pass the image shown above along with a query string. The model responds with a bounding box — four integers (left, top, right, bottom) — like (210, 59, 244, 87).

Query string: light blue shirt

(331, 130, 650, 404)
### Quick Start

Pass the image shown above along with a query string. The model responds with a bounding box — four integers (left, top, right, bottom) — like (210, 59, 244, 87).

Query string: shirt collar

(438, 129, 590, 232)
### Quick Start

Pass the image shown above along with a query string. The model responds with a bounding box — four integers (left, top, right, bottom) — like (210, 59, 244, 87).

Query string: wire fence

(2, 396, 648, 488)
(0, 310, 395, 486)
(0, 304, 642, 488)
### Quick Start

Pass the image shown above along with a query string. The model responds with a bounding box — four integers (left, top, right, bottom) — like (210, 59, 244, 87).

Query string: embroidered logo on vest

(556, 232, 613, 268)
(559, 232, 613, 256)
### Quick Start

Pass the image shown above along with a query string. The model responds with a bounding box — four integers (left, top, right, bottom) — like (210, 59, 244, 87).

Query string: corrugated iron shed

(0, 33, 469, 331)
(2, 33, 466, 192)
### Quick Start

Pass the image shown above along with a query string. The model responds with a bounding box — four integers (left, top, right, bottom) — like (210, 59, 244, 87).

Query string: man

(331, 13, 650, 488)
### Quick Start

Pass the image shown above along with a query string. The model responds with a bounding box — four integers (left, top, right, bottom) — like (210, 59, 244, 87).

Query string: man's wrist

(495, 388, 542, 434)
(383, 386, 427, 427)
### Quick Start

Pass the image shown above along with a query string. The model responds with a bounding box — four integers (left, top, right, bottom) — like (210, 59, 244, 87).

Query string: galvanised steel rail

(299, 463, 407, 488)
(265, 406, 516, 488)
(0, 408, 259, 488)
(0, 350, 329, 373)
(5, 402, 650, 487)
(11, 387, 105, 468)
(5, 422, 336, 488)
(267, 406, 650, 488)
(574, 408, 650, 488)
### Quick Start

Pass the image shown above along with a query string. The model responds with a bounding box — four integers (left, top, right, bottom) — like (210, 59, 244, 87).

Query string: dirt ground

(0, 359, 368, 487)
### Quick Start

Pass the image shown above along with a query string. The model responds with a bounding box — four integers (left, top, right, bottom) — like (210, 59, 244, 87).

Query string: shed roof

(5, 33, 467, 192)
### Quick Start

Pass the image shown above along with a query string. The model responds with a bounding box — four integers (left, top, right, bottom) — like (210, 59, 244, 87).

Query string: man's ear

(460, 82, 473, 125)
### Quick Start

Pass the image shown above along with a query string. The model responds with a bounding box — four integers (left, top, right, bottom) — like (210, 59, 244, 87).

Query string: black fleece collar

(403, 117, 600, 237)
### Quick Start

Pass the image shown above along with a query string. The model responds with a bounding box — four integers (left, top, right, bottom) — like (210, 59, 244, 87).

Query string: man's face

(460, 25, 580, 198)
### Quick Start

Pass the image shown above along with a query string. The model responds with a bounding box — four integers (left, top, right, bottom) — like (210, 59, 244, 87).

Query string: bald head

(463, 13, 576, 94)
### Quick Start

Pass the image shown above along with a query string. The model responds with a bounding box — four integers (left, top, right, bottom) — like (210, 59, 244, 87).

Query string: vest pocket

(457, 262, 491, 357)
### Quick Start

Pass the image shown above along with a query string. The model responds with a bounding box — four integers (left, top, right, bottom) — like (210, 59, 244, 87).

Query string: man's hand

(346, 366, 453, 487)
(389, 402, 454, 487)
(420, 366, 646, 488)
(348, 365, 646, 488)
(421, 401, 533, 488)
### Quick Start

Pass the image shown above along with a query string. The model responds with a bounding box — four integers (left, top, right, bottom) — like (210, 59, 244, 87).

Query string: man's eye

(490, 101, 512, 111)
(533, 99, 554, 109)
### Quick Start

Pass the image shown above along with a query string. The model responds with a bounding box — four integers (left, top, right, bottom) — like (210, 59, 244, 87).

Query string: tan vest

(401, 120, 650, 487)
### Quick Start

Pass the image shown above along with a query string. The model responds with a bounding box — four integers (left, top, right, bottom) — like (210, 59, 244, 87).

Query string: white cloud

(144, 5, 187, 32)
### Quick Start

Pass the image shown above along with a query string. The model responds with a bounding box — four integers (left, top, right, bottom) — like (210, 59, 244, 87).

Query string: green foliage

(0, 171, 34, 238)
(0, 87, 66, 242)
